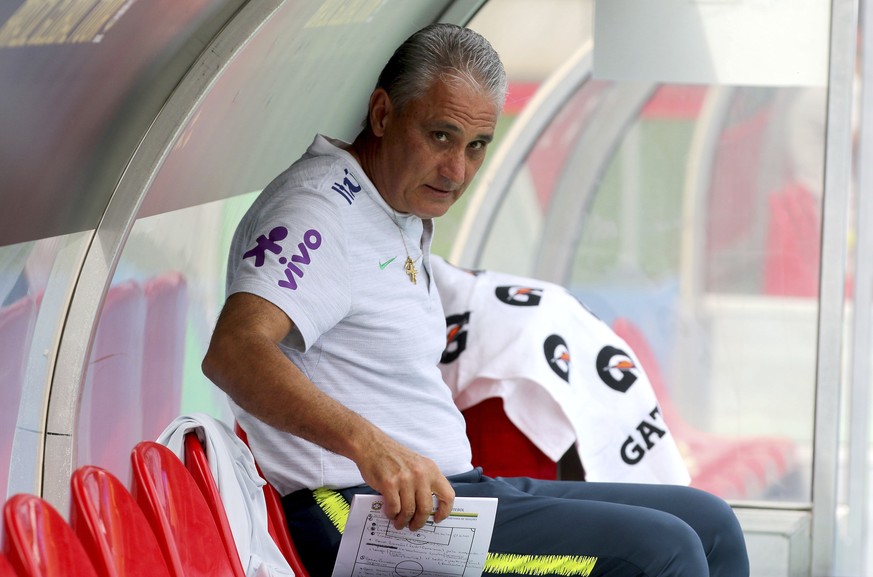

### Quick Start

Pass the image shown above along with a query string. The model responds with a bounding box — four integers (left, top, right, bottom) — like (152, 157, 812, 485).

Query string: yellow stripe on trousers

(313, 487, 350, 533)
(484, 553, 597, 576)
(312, 490, 598, 576)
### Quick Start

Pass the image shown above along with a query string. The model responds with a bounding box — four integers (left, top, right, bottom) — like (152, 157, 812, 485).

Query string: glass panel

(0, 235, 78, 500)
(476, 81, 611, 276)
(704, 88, 825, 297)
(456, 0, 833, 507)
(578, 84, 821, 503)
(474, 79, 824, 504)
(76, 195, 255, 481)
(0, 241, 38, 501)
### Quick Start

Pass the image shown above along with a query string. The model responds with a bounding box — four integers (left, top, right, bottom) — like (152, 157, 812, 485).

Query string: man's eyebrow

(432, 121, 494, 143)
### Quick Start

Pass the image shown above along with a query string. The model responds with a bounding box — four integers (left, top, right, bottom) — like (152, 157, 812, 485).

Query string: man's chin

(418, 196, 460, 219)
(416, 206, 452, 219)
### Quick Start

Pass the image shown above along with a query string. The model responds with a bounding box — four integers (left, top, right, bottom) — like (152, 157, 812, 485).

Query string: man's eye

(434, 132, 449, 142)
(469, 141, 486, 151)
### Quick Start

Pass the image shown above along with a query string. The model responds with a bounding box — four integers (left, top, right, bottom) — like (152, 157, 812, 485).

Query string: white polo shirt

(226, 135, 473, 495)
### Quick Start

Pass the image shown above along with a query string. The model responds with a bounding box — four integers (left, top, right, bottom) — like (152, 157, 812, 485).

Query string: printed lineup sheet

(332, 494, 498, 577)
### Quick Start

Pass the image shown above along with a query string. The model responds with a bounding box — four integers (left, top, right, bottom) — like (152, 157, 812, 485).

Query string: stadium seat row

(0, 433, 309, 577)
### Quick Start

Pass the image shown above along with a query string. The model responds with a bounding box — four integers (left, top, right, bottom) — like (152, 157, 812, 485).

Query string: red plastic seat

(130, 441, 244, 577)
(0, 552, 17, 577)
(2, 493, 98, 577)
(69, 465, 171, 577)
(463, 397, 557, 479)
(182, 433, 246, 577)
(234, 425, 311, 577)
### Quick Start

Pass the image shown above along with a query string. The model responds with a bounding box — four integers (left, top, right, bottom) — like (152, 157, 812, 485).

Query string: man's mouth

(426, 185, 457, 194)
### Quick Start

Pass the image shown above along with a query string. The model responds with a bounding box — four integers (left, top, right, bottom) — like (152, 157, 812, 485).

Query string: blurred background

(0, 1, 867, 575)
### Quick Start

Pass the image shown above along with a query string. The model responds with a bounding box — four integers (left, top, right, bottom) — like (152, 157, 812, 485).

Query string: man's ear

(369, 88, 392, 136)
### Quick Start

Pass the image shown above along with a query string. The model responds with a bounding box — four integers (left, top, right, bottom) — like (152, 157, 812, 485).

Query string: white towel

(157, 413, 295, 577)
(434, 257, 690, 485)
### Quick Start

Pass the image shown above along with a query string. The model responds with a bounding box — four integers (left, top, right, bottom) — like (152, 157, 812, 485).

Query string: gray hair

(376, 23, 507, 113)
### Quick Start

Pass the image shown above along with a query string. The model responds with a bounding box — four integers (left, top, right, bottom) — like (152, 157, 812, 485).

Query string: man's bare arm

(201, 292, 454, 530)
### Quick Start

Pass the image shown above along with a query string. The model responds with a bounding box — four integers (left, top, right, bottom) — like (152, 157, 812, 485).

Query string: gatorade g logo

(597, 346, 639, 393)
(441, 312, 471, 364)
(543, 334, 570, 382)
(495, 286, 543, 307)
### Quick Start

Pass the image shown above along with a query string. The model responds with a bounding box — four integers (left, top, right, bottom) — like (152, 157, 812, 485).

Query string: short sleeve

(227, 187, 351, 351)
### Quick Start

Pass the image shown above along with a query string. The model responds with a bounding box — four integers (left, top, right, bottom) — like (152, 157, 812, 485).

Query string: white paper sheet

(332, 494, 498, 577)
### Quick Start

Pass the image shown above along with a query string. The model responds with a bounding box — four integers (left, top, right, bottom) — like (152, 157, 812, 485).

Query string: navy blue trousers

(282, 469, 749, 577)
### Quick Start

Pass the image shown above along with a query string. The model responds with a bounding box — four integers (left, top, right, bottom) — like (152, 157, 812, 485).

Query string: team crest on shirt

(331, 168, 362, 205)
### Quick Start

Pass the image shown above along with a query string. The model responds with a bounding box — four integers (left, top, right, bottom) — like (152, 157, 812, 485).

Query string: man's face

(371, 78, 499, 219)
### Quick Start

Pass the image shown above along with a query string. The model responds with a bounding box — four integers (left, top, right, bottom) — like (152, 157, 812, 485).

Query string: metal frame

(7, 233, 91, 498)
(845, 2, 873, 574)
(812, 0, 860, 574)
(531, 83, 655, 284)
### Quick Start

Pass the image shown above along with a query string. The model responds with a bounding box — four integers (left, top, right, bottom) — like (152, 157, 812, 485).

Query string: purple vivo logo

(242, 227, 323, 291)
(242, 226, 288, 267)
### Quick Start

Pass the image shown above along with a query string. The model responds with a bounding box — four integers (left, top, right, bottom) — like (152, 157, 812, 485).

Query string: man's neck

(348, 131, 398, 212)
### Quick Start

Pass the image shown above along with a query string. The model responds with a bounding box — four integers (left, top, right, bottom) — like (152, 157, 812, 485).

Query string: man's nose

(440, 149, 466, 186)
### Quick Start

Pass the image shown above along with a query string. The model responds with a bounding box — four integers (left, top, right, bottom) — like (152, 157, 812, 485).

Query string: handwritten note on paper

(331, 494, 498, 577)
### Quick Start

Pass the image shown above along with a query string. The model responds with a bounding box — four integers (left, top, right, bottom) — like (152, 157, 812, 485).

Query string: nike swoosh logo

(379, 257, 397, 270)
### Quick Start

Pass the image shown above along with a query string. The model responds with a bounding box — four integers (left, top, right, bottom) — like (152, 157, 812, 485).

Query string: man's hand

(355, 436, 455, 531)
